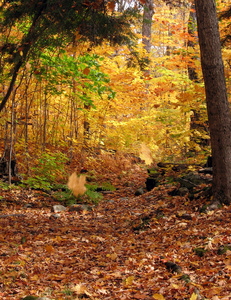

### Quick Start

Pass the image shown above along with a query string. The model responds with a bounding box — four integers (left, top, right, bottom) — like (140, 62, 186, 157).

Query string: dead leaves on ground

(0, 172, 231, 299)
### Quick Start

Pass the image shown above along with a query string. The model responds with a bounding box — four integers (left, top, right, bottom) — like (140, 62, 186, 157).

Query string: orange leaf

(108, 1, 115, 11)
(83, 67, 90, 75)
(45, 244, 54, 253)
(134, 293, 147, 299)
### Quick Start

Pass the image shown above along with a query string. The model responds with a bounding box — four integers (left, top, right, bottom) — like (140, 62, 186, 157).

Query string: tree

(188, 2, 209, 151)
(187, 2, 198, 82)
(195, 0, 231, 206)
(142, 0, 154, 54)
(0, 0, 133, 112)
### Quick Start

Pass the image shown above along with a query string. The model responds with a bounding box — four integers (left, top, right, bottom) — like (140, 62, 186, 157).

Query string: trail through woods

(0, 167, 231, 300)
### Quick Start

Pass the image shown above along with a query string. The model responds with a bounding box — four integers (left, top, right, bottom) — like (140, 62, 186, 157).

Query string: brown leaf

(83, 67, 90, 75)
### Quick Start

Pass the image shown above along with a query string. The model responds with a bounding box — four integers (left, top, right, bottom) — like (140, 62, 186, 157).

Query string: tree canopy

(0, 0, 135, 111)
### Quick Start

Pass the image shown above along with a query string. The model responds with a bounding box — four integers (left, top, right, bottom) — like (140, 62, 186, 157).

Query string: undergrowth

(22, 151, 68, 191)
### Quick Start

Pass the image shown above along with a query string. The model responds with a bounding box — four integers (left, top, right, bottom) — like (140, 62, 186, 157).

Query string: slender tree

(0, 0, 133, 112)
(142, 0, 154, 54)
(188, 2, 209, 150)
(187, 2, 198, 82)
(195, 0, 231, 206)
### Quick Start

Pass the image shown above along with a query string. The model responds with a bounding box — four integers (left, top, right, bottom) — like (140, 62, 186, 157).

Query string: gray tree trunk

(188, 2, 198, 82)
(188, 2, 210, 150)
(195, 0, 231, 205)
(142, 0, 154, 53)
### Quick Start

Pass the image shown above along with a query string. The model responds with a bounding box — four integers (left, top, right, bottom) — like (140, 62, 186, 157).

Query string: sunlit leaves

(31, 50, 114, 107)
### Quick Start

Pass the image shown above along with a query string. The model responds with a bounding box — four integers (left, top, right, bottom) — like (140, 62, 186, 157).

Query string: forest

(1, 0, 231, 299)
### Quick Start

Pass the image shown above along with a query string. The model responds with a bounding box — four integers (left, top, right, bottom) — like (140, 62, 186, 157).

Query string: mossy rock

(217, 244, 231, 255)
(193, 247, 207, 257)
(180, 274, 191, 283)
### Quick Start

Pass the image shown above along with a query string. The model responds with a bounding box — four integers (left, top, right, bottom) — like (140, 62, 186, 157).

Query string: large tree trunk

(195, 0, 231, 205)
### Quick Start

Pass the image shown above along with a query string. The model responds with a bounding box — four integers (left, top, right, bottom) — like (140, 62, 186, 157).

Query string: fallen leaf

(45, 244, 54, 253)
(124, 275, 135, 286)
(153, 294, 165, 300)
(190, 292, 198, 300)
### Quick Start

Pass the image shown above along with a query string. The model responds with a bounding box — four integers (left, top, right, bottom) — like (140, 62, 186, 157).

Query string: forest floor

(0, 162, 231, 300)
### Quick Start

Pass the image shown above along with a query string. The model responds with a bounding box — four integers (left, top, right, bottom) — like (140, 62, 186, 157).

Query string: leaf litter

(0, 167, 231, 300)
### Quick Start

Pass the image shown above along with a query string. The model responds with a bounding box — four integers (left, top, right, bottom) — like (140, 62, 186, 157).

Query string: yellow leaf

(30, 274, 38, 281)
(153, 294, 165, 300)
(183, 136, 190, 143)
(125, 275, 135, 286)
(190, 292, 198, 300)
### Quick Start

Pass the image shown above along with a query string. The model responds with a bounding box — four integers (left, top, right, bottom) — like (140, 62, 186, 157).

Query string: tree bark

(195, 0, 231, 205)
(142, 0, 154, 54)
(188, 2, 210, 150)
(0, 0, 48, 113)
(188, 2, 198, 82)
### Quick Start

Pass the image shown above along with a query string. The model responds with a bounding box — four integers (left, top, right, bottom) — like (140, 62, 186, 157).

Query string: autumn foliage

(1, 0, 231, 298)
(0, 0, 216, 178)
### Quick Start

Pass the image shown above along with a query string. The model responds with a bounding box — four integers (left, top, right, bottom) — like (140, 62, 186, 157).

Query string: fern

(101, 181, 116, 191)
(85, 189, 103, 204)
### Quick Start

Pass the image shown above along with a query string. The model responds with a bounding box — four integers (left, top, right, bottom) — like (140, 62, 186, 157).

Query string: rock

(0, 213, 26, 218)
(193, 247, 207, 257)
(49, 213, 61, 219)
(146, 168, 161, 191)
(198, 167, 213, 175)
(107, 199, 115, 204)
(217, 244, 231, 255)
(206, 200, 220, 211)
(51, 205, 66, 213)
(120, 197, 129, 201)
(188, 193, 194, 201)
(146, 176, 159, 191)
(168, 187, 179, 196)
(178, 172, 203, 190)
(176, 213, 192, 220)
(24, 203, 34, 208)
(165, 261, 182, 274)
(101, 190, 114, 194)
(69, 204, 83, 212)
(178, 187, 189, 196)
(135, 187, 145, 196)
(69, 204, 92, 212)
